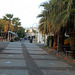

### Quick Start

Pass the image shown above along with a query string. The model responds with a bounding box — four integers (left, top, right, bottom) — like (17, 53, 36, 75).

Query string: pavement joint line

(0, 66, 75, 71)
(0, 53, 22, 54)
(27, 50, 44, 51)
(0, 66, 29, 70)
(0, 58, 24, 59)
(21, 42, 44, 75)
(29, 54, 48, 55)
(33, 59, 62, 61)
(4, 49, 22, 50)
(39, 67, 75, 71)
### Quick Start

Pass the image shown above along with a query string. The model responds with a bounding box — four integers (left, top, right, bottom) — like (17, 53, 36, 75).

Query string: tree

(12, 17, 21, 33)
(38, 0, 75, 51)
(17, 27, 26, 38)
(37, 9, 50, 35)
(38, 0, 75, 33)
(3, 14, 13, 31)
(0, 19, 8, 31)
(33, 29, 36, 33)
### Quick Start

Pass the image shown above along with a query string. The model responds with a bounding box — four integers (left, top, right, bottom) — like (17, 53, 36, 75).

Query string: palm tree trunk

(8, 20, 11, 31)
(57, 32, 60, 52)
(57, 30, 65, 52)
(74, 15, 75, 30)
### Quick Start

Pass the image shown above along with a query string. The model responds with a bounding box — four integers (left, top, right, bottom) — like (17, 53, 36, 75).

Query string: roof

(1, 31, 16, 35)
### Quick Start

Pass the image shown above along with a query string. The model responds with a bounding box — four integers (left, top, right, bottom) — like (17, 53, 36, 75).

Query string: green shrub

(10, 39, 13, 42)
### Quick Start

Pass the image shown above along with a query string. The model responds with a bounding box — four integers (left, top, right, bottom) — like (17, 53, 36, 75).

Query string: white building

(25, 27, 48, 44)
(25, 27, 37, 40)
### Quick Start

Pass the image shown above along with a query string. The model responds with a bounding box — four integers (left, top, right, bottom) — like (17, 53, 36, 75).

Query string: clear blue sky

(0, 0, 49, 28)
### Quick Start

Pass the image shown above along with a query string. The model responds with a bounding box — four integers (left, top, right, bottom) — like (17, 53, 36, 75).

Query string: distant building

(25, 27, 37, 38)
(25, 27, 47, 43)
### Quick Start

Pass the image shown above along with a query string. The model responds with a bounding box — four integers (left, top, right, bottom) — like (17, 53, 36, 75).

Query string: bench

(63, 46, 73, 56)
(66, 50, 73, 56)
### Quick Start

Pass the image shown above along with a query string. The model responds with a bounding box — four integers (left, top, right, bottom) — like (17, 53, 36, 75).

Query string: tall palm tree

(3, 14, 13, 31)
(38, 0, 75, 34)
(38, 0, 75, 51)
(12, 17, 21, 33)
(37, 9, 50, 35)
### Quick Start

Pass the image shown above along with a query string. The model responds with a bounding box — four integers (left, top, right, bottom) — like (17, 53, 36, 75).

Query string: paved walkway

(0, 40, 75, 75)
(0, 42, 9, 52)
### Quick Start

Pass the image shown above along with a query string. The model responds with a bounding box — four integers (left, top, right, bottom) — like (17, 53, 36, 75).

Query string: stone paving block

(25, 45, 39, 47)
(1, 50, 23, 54)
(0, 70, 28, 75)
(6, 47, 22, 48)
(7, 45, 21, 47)
(42, 70, 75, 75)
(0, 59, 26, 66)
(25, 45, 39, 48)
(5, 48, 22, 50)
(30, 55, 57, 59)
(35, 60, 72, 67)
(0, 41, 74, 75)
(4, 49, 22, 51)
(27, 48, 43, 50)
(6, 43, 20, 46)
(28, 51, 48, 54)
(25, 43, 36, 46)
(0, 54, 24, 59)
(27, 46, 41, 49)
(28, 46, 39, 47)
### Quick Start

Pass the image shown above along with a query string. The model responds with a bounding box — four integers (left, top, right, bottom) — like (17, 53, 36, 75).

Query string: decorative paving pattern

(0, 41, 75, 75)
(21, 43, 44, 75)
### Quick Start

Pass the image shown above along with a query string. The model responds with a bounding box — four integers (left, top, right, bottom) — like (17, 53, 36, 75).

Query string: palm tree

(12, 17, 21, 33)
(38, 0, 75, 51)
(37, 10, 50, 35)
(3, 14, 13, 31)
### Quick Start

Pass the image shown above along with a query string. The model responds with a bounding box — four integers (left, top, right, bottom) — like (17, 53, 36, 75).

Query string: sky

(0, 0, 49, 28)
